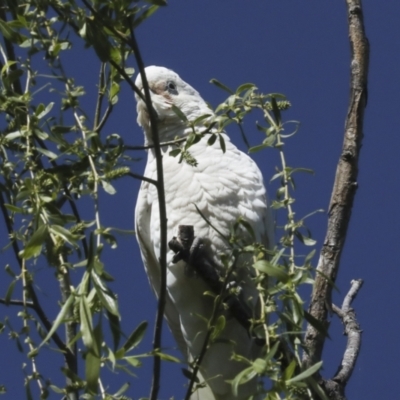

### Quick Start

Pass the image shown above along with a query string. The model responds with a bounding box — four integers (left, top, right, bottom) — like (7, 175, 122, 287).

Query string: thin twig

(123, 137, 186, 151)
(74, 111, 102, 248)
(93, 62, 107, 131)
(0, 298, 34, 308)
(129, 27, 168, 400)
(95, 103, 113, 133)
(128, 172, 157, 186)
(303, 0, 369, 371)
(21, 258, 45, 396)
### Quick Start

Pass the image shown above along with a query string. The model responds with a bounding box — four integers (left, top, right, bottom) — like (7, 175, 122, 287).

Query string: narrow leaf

(38, 294, 74, 348)
(236, 83, 256, 94)
(91, 271, 119, 316)
(21, 225, 48, 259)
(79, 296, 94, 349)
(121, 321, 148, 353)
(171, 104, 188, 122)
(253, 260, 289, 283)
(286, 361, 323, 384)
(4, 280, 17, 305)
(210, 79, 234, 94)
(85, 350, 101, 394)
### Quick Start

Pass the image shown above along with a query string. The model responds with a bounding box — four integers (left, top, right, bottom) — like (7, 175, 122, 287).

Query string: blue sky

(1, 1, 399, 399)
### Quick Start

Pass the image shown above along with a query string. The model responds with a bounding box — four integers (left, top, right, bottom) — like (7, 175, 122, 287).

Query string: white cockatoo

(135, 66, 273, 400)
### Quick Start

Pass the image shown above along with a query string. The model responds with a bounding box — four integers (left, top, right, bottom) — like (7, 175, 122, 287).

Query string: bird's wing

(135, 178, 188, 356)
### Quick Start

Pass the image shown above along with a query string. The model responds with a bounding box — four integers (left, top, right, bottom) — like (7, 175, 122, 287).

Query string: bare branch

(320, 279, 363, 400)
(303, 0, 369, 370)
(332, 279, 363, 385)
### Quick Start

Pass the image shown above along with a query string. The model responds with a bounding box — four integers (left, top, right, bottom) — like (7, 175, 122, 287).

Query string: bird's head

(135, 66, 212, 142)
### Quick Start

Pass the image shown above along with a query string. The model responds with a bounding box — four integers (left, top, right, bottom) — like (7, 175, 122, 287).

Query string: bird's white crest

(135, 66, 272, 400)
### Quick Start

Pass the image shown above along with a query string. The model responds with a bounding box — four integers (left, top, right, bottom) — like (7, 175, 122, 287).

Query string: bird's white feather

(135, 66, 273, 400)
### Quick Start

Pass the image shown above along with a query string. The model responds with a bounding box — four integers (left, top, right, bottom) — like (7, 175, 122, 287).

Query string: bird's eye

(166, 81, 178, 95)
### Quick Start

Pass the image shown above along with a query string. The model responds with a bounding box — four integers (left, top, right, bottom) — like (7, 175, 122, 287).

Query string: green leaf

(264, 340, 280, 363)
(0, 20, 22, 43)
(294, 231, 316, 246)
(236, 83, 256, 94)
(211, 315, 226, 341)
(86, 349, 101, 394)
(101, 179, 116, 195)
(21, 225, 48, 259)
(110, 81, 120, 101)
(36, 102, 54, 119)
(307, 377, 330, 400)
(253, 260, 289, 283)
(79, 295, 94, 349)
(120, 321, 148, 354)
(231, 366, 256, 397)
(112, 382, 130, 397)
(218, 134, 226, 153)
(283, 359, 297, 381)
(38, 294, 74, 348)
(270, 97, 281, 124)
(304, 249, 316, 265)
(124, 67, 135, 76)
(83, 19, 111, 62)
(171, 104, 188, 122)
(289, 167, 314, 176)
(304, 311, 331, 339)
(169, 148, 181, 157)
(49, 225, 80, 247)
(35, 147, 58, 160)
(106, 310, 121, 351)
(4, 280, 17, 305)
(286, 361, 323, 384)
(210, 79, 234, 94)
(91, 271, 119, 316)
(125, 356, 142, 367)
(192, 113, 211, 125)
(132, 5, 160, 29)
(155, 352, 181, 363)
(248, 143, 269, 153)
(251, 358, 267, 374)
(207, 134, 217, 146)
(51, 125, 73, 134)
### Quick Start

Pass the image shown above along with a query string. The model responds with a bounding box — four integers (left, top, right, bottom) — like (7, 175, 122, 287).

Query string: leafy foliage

(0, 1, 324, 399)
(176, 80, 325, 399)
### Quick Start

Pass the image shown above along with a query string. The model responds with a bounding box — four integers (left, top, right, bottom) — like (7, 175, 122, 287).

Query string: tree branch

(332, 279, 363, 385)
(320, 279, 363, 400)
(303, 0, 369, 371)
(127, 27, 168, 400)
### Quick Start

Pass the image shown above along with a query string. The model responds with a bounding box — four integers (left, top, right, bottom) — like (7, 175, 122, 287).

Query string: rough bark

(302, 0, 369, 381)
